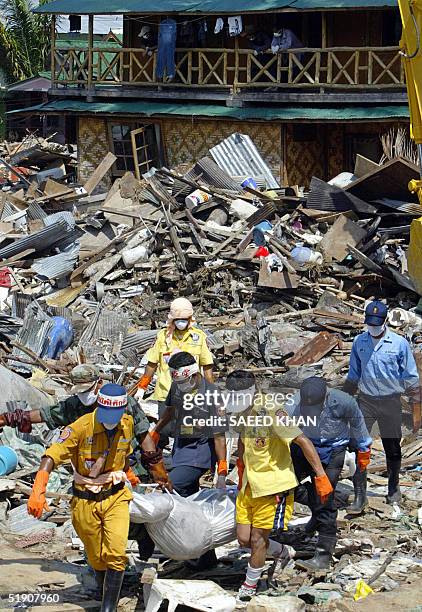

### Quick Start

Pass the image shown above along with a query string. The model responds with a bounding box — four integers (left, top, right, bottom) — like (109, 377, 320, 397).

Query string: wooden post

(320, 12, 327, 92)
(234, 37, 239, 94)
(51, 15, 56, 87)
(87, 14, 94, 97)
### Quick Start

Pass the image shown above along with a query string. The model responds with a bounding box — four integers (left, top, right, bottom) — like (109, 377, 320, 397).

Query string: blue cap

(364, 300, 388, 325)
(96, 383, 127, 425)
(300, 377, 327, 408)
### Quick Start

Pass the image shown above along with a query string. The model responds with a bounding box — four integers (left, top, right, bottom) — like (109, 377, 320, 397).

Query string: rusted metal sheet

(285, 331, 338, 366)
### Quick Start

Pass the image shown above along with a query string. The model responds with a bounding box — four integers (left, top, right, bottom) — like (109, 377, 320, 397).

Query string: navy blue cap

(96, 383, 127, 425)
(364, 300, 388, 325)
(300, 377, 327, 408)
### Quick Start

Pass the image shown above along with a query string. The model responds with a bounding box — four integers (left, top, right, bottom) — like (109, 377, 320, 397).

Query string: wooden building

(15, 0, 409, 189)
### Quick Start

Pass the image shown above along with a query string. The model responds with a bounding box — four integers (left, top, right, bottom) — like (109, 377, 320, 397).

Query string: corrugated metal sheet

(0, 314, 22, 339)
(121, 330, 158, 353)
(31, 243, 80, 280)
(9, 304, 54, 372)
(307, 177, 377, 214)
(375, 198, 422, 216)
(44, 211, 76, 228)
(209, 133, 279, 190)
(27, 201, 47, 221)
(1, 202, 17, 220)
(0, 219, 79, 259)
(93, 310, 129, 341)
(185, 157, 241, 191)
(12, 293, 32, 319)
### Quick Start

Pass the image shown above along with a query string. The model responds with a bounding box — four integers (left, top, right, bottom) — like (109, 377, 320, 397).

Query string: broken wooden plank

(285, 331, 338, 366)
(345, 156, 420, 203)
(83, 152, 117, 196)
(312, 309, 364, 324)
(320, 214, 367, 262)
(258, 260, 299, 289)
(354, 153, 380, 179)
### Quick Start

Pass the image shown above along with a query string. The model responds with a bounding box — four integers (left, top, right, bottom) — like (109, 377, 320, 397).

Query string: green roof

(7, 99, 410, 122)
(34, 0, 398, 14)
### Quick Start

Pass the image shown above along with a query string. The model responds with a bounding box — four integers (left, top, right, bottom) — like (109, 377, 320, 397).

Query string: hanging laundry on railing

(228, 16, 243, 36)
(156, 18, 177, 82)
(214, 17, 224, 34)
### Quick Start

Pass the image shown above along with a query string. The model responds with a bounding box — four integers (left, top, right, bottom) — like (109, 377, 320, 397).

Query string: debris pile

(0, 133, 421, 610)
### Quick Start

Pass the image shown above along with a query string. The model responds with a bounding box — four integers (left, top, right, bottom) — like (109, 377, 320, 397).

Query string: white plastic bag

(130, 492, 174, 524)
(129, 488, 238, 560)
(147, 494, 213, 560)
(188, 487, 237, 548)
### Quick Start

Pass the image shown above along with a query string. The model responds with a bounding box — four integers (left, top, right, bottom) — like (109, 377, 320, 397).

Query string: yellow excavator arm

(399, 0, 422, 201)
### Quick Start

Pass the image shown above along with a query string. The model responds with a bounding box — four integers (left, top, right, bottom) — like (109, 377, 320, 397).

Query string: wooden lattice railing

(52, 46, 405, 90)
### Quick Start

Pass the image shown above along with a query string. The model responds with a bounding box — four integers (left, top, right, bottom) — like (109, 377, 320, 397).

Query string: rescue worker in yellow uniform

(135, 297, 214, 436)
(28, 384, 135, 612)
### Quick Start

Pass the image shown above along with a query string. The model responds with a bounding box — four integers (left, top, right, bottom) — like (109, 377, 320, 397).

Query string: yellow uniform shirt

(240, 397, 302, 498)
(44, 410, 134, 481)
(146, 326, 214, 401)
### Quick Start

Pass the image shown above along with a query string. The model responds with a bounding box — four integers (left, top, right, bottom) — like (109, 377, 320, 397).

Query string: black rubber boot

(94, 570, 105, 600)
(295, 535, 335, 572)
(101, 569, 124, 612)
(346, 468, 368, 514)
(386, 459, 402, 504)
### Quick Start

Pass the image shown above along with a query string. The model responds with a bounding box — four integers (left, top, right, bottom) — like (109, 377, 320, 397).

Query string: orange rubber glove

(149, 460, 173, 493)
(125, 466, 140, 487)
(217, 459, 228, 476)
(138, 374, 152, 390)
(357, 449, 371, 471)
(27, 470, 50, 519)
(314, 474, 333, 504)
(149, 430, 160, 446)
(236, 458, 244, 491)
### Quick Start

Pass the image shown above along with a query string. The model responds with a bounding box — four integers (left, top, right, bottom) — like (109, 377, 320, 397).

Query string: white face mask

(174, 319, 189, 331)
(176, 376, 198, 393)
(102, 422, 118, 431)
(77, 389, 98, 406)
(367, 324, 386, 337)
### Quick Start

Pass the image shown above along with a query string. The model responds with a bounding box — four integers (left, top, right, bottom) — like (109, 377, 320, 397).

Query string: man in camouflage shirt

(0, 364, 172, 490)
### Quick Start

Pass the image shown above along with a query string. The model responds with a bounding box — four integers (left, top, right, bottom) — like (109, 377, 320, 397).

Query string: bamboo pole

(87, 15, 94, 94)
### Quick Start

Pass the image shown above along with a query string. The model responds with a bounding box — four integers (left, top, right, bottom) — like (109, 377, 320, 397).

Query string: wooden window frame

(107, 120, 164, 177)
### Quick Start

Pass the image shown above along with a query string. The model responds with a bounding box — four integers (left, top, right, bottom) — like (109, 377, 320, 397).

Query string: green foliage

(0, 0, 52, 82)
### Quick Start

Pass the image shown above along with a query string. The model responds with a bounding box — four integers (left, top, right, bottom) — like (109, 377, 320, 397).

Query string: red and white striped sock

(243, 563, 265, 589)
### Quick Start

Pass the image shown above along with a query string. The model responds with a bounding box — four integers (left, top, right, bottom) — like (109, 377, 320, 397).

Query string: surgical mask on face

(367, 324, 385, 337)
(77, 390, 98, 406)
(102, 422, 118, 431)
(176, 376, 197, 393)
(174, 319, 189, 331)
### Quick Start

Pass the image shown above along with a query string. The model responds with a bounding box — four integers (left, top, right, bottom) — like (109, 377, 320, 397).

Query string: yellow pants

(236, 484, 294, 530)
(71, 486, 132, 571)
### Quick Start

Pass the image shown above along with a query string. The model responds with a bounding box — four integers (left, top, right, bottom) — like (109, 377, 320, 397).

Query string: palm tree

(0, 0, 52, 82)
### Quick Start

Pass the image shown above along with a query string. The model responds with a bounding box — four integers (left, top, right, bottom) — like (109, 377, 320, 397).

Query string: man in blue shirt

(344, 300, 421, 510)
(151, 351, 227, 569)
(289, 377, 371, 571)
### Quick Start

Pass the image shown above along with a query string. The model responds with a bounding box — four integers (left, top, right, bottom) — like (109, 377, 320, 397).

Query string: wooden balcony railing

(52, 46, 405, 91)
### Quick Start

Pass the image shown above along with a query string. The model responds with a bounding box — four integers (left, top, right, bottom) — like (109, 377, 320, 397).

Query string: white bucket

(185, 189, 210, 209)
(122, 245, 149, 268)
